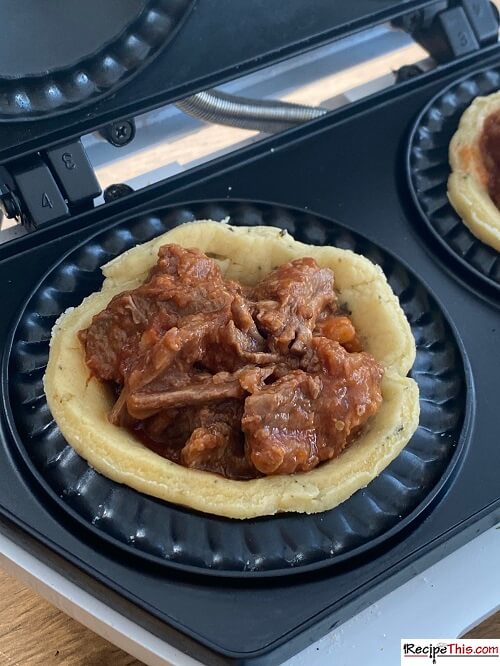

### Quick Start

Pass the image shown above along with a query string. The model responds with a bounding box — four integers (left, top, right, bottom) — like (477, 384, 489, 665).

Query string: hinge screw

(394, 64, 425, 83)
(0, 191, 25, 223)
(99, 119, 136, 147)
(103, 183, 134, 203)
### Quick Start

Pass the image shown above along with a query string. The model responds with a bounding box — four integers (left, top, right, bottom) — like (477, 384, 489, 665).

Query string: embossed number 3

(62, 152, 76, 170)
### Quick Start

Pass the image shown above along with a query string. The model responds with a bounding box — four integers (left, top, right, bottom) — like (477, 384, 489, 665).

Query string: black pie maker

(0, 2, 499, 665)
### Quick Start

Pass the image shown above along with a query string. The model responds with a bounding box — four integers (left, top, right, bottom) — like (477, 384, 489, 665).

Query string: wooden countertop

(0, 569, 141, 666)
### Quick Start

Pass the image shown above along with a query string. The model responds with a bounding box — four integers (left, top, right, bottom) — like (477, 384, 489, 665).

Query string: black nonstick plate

(0, 0, 194, 120)
(4, 202, 471, 577)
(407, 65, 500, 293)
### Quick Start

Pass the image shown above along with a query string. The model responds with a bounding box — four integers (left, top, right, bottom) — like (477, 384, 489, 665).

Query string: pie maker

(0, 2, 499, 664)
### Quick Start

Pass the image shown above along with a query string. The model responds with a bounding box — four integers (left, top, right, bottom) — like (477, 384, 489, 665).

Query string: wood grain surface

(0, 570, 143, 666)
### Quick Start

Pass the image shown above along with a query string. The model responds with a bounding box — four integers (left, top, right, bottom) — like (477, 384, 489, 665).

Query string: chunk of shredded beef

(252, 257, 336, 355)
(79, 244, 384, 479)
(242, 340, 383, 475)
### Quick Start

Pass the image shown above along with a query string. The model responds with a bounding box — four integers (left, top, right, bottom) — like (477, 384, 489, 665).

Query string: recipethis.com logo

(401, 639, 500, 665)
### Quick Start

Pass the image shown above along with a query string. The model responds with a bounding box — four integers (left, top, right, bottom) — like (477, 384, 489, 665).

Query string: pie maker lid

(0, 0, 193, 121)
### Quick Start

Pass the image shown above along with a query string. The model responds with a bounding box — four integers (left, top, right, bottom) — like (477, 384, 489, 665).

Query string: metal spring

(176, 88, 328, 134)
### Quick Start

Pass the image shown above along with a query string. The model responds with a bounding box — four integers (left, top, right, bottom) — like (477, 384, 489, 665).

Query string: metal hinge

(0, 119, 137, 229)
(393, 0, 499, 64)
(0, 139, 101, 229)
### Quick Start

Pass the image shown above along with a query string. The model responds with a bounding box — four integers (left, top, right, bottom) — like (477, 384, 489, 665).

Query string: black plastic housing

(0, 5, 499, 666)
(0, 0, 438, 162)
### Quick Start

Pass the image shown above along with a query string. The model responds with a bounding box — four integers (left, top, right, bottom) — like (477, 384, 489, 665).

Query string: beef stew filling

(79, 244, 384, 480)
(480, 109, 500, 209)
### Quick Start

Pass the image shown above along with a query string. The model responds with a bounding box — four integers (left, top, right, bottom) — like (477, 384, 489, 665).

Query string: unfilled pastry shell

(44, 221, 419, 519)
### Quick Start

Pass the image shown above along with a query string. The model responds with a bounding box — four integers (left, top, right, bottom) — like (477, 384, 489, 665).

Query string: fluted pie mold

(408, 66, 500, 292)
(4, 202, 471, 576)
(0, 0, 194, 120)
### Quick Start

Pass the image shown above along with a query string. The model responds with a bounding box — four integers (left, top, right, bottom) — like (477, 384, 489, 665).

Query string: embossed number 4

(41, 192, 53, 209)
